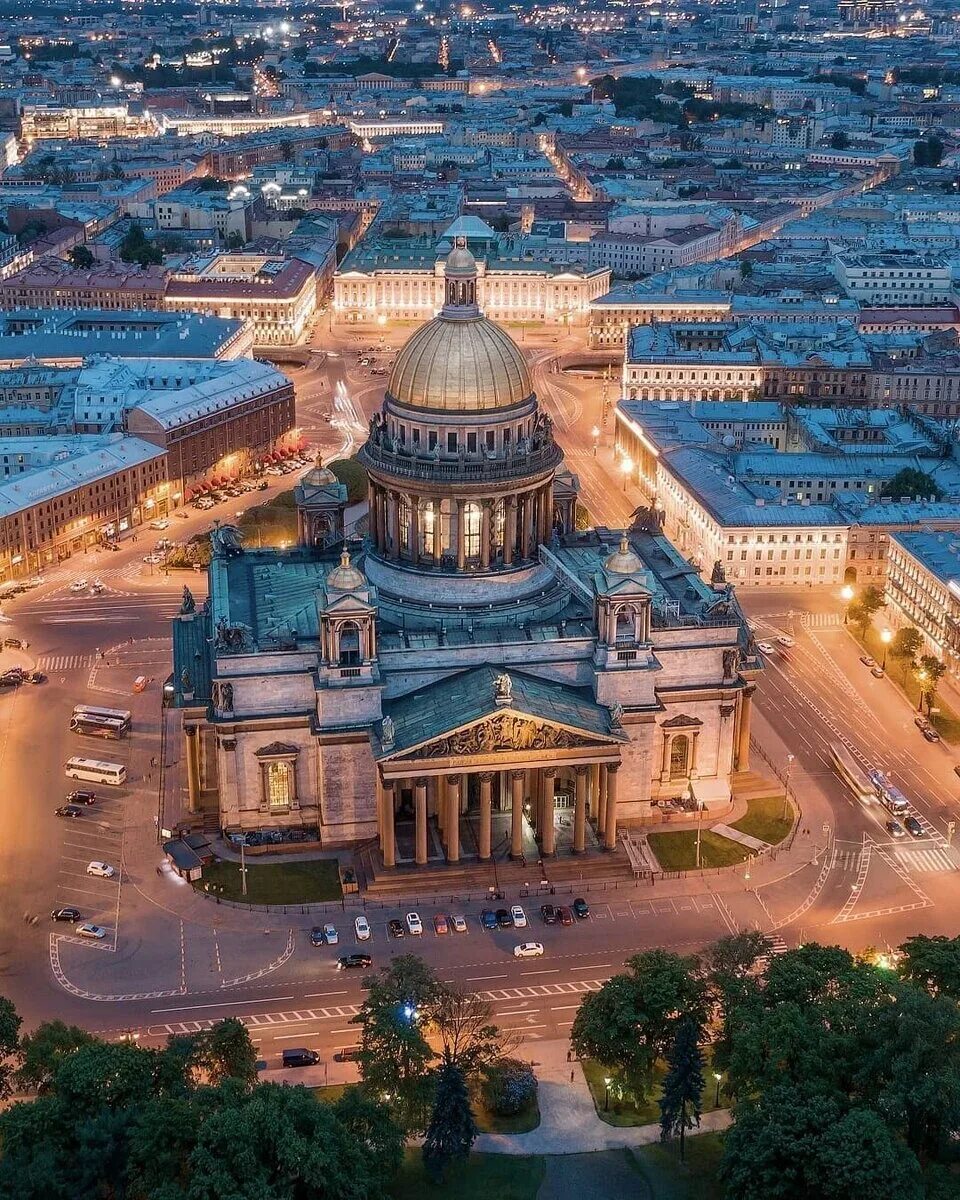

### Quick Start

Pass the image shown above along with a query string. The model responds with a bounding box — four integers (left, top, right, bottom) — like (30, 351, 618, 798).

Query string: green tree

(916, 654, 946, 712)
(880, 467, 943, 501)
(332, 1086, 405, 1193)
(67, 245, 94, 269)
(0, 997, 21, 1098)
(226, 231, 246, 250)
(898, 934, 960, 999)
(331, 456, 368, 504)
(572, 950, 705, 1098)
(481, 1057, 538, 1117)
(119, 221, 162, 267)
(891, 626, 922, 665)
(847, 584, 884, 635)
(830, 130, 850, 149)
(422, 1063, 476, 1183)
(352, 955, 439, 1131)
(196, 1017, 258, 1086)
(658, 1017, 704, 1162)
(16, 1020, 94, 1093)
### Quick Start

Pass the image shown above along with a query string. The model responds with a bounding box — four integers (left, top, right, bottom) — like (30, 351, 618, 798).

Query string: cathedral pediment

(391, 708, 618, 763)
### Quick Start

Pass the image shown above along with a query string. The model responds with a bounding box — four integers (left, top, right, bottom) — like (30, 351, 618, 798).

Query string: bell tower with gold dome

(358, 241, 565, 627)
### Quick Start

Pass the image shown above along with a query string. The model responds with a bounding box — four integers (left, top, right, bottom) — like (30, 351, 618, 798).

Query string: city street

(0, 334, 957, 1078)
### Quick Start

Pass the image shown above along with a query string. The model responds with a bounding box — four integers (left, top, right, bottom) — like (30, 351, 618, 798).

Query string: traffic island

(194, 857, 342, 905)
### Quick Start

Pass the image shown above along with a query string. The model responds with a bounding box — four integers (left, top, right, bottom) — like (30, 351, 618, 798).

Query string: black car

(310, 926, 326, 947)
(388, 918, 405, 939)
(67, 790, 96, 805)
(51, 907, 81, 923)
(282, 1048, 319, 1068)
(337, 954, 372, 971)
(0, 672, 21, 688)
(540, 904, 558, 925)
(27, 672, 46, 684)
(904, 815, 924, 838)
(55, 804, 83, 819)
(480, 908, 498, 929)
(572, 897, 590, 919)
(496, 907, 513, 929)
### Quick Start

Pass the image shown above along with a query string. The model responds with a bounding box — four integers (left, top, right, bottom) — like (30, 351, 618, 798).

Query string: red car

(557, 906, 574, 926)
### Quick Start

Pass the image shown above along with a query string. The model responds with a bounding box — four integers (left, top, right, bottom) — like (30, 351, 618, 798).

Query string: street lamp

(880, 628, 892, 671)
(917, 668, 928, 712)
(591, 425, 600, 457)
(781, 752, 795, 821)
(840, 584, 854, 624)
(620, 456, 633, 492)
(603, 1076, 611, 1112)
(713, 1071, 722, 1107)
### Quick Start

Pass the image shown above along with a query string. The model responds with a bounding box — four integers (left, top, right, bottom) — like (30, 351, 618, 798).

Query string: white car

(86, 861, 115, 878)
(451, 914, 468, 933)
(514, 942, 545, 959)
(511, 905, 527, 928)
(405, 912, 423, 936)
(70, 580, 88, 593)
(355, 915, 371, 941)
(757, 641, 775, 654)
(776, 635, 795, 648)
(323, 923, 338, 945)
(76, 923, 107, 940)
(149, 519, 170, 531)
(142, 553, 165, 565)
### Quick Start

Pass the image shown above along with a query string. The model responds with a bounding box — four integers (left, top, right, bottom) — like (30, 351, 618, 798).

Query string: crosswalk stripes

(799, 612, 842, 630)
(892, 845, 960, 873)
(36, 654, 95, 671)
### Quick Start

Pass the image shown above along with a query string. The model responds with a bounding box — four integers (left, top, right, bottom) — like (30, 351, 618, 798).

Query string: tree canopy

(880, 467, 943, 501)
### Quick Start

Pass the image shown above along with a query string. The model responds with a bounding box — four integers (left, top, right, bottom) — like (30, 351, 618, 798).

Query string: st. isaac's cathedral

(172, 245, 760, 872)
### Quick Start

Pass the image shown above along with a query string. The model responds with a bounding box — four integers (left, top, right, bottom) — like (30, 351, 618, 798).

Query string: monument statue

(494, 672, 513, 702)
(180, 585, 196, 615)
(381, 715, 396, 746)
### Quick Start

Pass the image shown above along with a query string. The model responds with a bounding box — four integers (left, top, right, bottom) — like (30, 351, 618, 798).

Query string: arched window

(615, 606, 636, 642)
(492, 499, 505, 553)
(464, 502, 482, 559)
(267, 761, 293, 808)
(421, 501, 438, 557)
(339, 621, 361, 666)
(669, 735, 690, 780)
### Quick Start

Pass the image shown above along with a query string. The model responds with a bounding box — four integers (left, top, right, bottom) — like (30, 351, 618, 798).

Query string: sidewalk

(474, 1039, 731, 1156)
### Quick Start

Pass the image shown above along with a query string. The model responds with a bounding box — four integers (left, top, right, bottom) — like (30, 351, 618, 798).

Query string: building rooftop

(890, 532, 960, 590)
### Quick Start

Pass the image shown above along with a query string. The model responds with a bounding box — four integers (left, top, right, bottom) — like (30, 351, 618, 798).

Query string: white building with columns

(172, 247, 759, 876)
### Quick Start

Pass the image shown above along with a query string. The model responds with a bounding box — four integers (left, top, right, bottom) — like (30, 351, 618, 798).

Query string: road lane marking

(150, 996, 295, 1014)
(303, 991, 349, 999)
(466, 974, 507, 981)
(550, 1005, 582, 1011)
(569, 964, 611, 972)
(520, 969, 559, 976)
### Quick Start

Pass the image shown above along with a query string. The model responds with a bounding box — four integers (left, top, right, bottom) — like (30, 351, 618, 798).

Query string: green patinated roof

(171, 609, 213, 706)
(378, 664, 625, 758)
(215, 550, 333, 644)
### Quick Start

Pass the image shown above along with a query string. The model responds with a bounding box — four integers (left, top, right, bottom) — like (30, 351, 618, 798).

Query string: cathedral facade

(172, 247, 759, 868)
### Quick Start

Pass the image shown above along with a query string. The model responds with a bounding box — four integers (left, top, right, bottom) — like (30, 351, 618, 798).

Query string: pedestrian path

(892, 844, 960, 873)
(473, 1038, 732, 1156)
(36, 653, 95, 671)
(711, 822, 770, 852)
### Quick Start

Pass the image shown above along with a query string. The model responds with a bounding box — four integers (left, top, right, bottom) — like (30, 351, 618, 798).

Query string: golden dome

(605, 533, 644, 575)
(388, 315, 533, 412)
(327, 549, 366, 592)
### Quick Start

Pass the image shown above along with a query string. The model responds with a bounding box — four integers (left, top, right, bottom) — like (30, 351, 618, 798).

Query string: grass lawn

(647, 829, 751, 872)
(857, 625, 960, 745)
(730, 794, 793, 846)
(628, 1132, 725, 1199)
(390, 1149, 545, 1200)
(582, 1058, 726, 1128)
(311, 1084, 348, 1104)
(196, 857, 342, 904)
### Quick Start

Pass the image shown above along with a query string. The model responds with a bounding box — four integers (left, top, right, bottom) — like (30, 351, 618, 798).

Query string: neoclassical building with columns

(172, 245, 760, 872)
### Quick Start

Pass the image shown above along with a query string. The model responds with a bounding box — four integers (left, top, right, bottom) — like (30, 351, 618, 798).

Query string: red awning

(184, 489, 193, 501)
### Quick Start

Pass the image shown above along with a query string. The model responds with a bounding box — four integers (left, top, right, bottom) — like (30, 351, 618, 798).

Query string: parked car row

(481, 899, 590, 930)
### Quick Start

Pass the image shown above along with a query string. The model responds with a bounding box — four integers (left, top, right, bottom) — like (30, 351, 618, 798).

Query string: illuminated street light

(917, 668, 928, 712)
(880, 628, 892, 671)
(620, 456, 633, 491)
(840, 583, 854, 624)
(591, 425, 600, 456)
(603, 1076, 612, 1111)
(110, 75, 122, 88)
(713, 1071, 722, 1107)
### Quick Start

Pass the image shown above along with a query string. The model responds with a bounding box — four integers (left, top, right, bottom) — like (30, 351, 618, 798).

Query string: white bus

(65, 757, 127, 786)
(72, 705, 132, 733)
(70, 715, 127, 740)
(869, 770, 910, 815)
(829, 743, 874, 804)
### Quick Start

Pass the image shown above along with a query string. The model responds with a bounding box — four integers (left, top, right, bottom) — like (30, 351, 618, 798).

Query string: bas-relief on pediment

(395, 712, 610, 761)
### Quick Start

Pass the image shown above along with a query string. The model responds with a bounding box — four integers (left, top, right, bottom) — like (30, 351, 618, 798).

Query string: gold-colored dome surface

(605, 533, 644, 575)
(388, 314, 533, 412)
(327, 549, 366, 592)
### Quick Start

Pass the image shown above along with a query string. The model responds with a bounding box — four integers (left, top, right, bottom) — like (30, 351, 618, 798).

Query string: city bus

(64, 757, 127, 786)
(72, 704, 132, 733)
(829, 742, 874, 805)
(70, 715, 127, 740)
(869, 770, 910, 815)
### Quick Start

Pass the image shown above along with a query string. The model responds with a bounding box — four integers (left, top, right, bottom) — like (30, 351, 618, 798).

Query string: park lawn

(196, 858, 342, 904)
(730, 794, 793, 846)
(582, 1058, 725, 1128)
(471, 1086, 540, 1134)
(857, 625, 960, 745)
(628, 1132, 725, 1199)
(311, 1084, 349, 1104)
(390, 1150, 545, 1200)
(647, 830, 750, 872)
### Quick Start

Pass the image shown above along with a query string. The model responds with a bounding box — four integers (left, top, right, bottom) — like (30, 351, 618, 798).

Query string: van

(64, 758, 126, 786)
(282, 1048, 319, 1068)
(133, 676, 147, 694)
